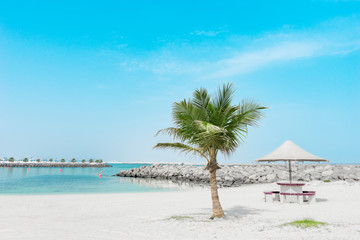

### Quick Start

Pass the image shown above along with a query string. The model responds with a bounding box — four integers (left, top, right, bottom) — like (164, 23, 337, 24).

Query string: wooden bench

(264, 191, 280, 202)
(280, 191, 316, 204)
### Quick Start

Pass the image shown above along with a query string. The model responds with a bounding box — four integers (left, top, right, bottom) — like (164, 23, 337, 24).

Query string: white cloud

(207, 41, 320, 79)
(118, 16, 360, 79)
(190, 29, 227, 37)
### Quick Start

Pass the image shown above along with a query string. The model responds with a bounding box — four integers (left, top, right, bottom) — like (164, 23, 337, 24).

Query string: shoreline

(109, 161, 360, 165)
(0, 162, 112, 168)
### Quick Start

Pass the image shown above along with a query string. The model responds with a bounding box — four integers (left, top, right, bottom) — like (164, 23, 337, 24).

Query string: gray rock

(322, 170, 334, 177)
(266, 174, 277, 181)
(115, 164, 360, 188)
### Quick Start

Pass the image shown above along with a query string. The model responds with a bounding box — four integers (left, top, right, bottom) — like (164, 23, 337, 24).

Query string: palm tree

(23, 158, 29, 162)
(61, 158, 65, 163)
(81, 159, 86, 163)
(8, 157, 15, 162)
(71, 158, 76, 163)
(154, 83, 266, 218)
(49, 158, 53, 162)
(89, 159, 94, 163)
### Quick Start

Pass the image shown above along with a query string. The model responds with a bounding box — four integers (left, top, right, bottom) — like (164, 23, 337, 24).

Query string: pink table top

(277, 182, 305, 186)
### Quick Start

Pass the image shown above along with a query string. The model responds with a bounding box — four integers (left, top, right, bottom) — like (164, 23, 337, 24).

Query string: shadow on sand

(193, 205, 272, 219)
(224, 205, 272, 218)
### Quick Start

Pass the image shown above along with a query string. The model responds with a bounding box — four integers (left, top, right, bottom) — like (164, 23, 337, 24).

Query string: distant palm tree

(61, 158, 65, 163)
(49, 158, 53, 162)
(81, 159, 86, 163)
(9, 157, 15, 162)
(23, 158, 29, 162)
(154, 83, 266, 218)
(36, 159, 41, 162)
(89, 159, 94, 163)
(71, 158, 76, 163)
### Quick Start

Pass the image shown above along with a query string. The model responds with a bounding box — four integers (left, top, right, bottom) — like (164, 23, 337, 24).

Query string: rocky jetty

(116, 164, 360, 187)
(0, 162, 112, 168)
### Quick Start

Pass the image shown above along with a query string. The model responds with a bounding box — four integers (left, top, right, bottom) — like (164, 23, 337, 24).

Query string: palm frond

(212, 82, 235, 112)
(153, 142, 208, 161)
(172, 99, 196, 126)
(193, 120, 227, 134)
(154, 83, 267, 161)
(238, 99, 268, 126)
(192, 88, 211, 121)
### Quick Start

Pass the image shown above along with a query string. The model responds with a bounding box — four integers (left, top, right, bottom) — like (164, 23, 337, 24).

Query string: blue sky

(0, 1, 359, 163)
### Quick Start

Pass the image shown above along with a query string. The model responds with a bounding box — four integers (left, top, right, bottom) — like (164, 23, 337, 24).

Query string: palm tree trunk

(209, 167, 224, 218)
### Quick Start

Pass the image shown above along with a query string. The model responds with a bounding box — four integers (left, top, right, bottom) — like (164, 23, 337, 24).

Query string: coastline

(0, 162, 112, 168)
(108, 162, 360, 165)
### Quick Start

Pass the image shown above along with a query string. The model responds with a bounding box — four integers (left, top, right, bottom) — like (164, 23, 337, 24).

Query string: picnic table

(264, 182, 316, 204)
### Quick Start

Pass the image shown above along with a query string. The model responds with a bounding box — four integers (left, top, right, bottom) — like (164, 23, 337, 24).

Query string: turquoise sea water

(0, 163, 172, 195)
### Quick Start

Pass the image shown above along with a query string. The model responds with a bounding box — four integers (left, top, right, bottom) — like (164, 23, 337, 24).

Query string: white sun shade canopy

(256, 140, 328, 162)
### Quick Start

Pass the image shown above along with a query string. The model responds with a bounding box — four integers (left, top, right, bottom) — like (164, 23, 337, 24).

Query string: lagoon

(0, 163, 172, 194)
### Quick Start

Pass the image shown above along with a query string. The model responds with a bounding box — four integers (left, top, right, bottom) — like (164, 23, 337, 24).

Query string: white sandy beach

(1, 181, 359, 240)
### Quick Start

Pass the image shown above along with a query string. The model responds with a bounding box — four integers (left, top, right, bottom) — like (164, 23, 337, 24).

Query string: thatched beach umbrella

(256, 140, 328, 182)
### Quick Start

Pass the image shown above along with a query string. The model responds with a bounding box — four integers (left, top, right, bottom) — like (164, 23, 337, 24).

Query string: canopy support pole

(288, 160, 292, 183)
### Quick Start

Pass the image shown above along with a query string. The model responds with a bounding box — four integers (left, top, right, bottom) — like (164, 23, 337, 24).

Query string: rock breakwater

(1, 162, 112, 168)
(116, 164, 360, 187)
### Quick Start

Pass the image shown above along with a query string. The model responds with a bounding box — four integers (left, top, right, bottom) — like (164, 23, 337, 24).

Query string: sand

(0, 181, 359, 240)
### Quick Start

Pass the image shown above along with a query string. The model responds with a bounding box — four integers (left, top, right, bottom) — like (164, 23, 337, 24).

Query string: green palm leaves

(154, 83, 267, 218)
(154, 83, 267, 162)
